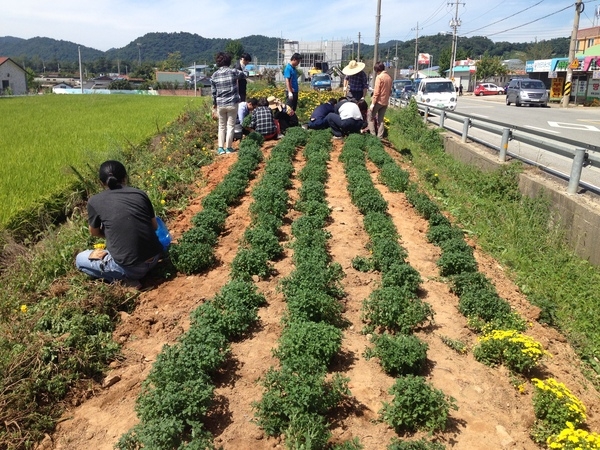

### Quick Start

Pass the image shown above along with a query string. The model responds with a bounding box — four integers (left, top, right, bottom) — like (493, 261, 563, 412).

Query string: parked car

(310, 73, 332, 91)
(392, 79, 413, 98)
(474, 83, 504, 96)
(400, 85, 415, 100)
(505, 78, 548, 107)
(413, 77, 457, 111)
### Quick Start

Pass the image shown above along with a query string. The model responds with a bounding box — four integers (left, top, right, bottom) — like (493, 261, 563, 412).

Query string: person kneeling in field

(75, 160, 163, 288)
(248, 97, 280, 140)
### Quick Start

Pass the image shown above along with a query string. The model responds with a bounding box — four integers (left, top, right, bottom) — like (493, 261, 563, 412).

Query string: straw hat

(342, 60, 366, 76)
(267, 95, 281, 110)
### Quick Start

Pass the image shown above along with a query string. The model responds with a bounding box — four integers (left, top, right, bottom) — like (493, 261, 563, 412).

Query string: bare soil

(46, 139, 600, 450)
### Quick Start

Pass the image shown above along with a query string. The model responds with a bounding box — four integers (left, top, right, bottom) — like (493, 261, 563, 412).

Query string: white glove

(369, 103, 374, 110)
(288, 92, 293, 100)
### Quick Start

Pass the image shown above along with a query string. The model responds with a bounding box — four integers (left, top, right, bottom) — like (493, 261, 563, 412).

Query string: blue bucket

(155, 216, 172, 250)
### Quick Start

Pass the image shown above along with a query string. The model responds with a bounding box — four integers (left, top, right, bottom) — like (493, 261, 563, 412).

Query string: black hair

(357, 99, 368, 112)
(291, 53, 302, 61)
(257, 97, 269, 107)
(374, 61, 386, 72)
(328, 98, 338, 105)
(241, 53, 252, 62)
(99, 160, 127, 190)
(215, 52, 232, 67)
(247, 97, 258, 107)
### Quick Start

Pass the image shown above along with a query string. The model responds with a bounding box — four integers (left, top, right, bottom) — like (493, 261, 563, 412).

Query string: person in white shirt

(326, 98, 368, 138)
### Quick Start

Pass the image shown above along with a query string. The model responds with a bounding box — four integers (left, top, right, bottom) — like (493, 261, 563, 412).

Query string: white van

(414, 77, 457, 111)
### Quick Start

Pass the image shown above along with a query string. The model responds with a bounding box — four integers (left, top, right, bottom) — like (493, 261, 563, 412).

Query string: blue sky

(2, 0, 599, 52)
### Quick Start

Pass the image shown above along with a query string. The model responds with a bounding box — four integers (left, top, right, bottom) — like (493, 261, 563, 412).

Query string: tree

(526, 41, 553, 61)
(225, 40, 244, 61)
(475, 53, 508, 81)
(160, 51, 184, 72)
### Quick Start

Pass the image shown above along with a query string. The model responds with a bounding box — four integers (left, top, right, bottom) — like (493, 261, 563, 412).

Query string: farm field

(0, 95, 202, 225)
(47, 134, 600, 450)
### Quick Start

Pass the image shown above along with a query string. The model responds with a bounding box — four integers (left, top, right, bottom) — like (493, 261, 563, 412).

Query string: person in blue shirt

(284, 53, 302, 110)
(304, 98, 337, 130)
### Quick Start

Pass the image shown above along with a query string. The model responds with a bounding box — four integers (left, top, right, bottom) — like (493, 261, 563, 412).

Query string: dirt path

(48, 139, 600, 450)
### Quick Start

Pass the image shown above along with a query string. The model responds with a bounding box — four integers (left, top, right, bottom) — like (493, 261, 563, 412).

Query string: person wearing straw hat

(342, 60, 369, 101)
(267, 95, 298, 135)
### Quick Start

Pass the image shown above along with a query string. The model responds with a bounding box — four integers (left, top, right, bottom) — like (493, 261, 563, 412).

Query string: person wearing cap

(284, 53, 302, 110)
(342, 60, 369, 101)
(368, 61, 393, 139)
(268, 95, 298, 135)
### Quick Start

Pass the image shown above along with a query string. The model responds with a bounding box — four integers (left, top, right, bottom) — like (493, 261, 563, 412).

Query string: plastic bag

(155, 216, 172, 250)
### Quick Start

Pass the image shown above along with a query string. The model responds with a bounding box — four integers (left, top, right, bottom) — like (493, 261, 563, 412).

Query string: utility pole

(78, 46, 83, 94)
(448, 0, 464, 81)
(393, 41, 398, 80)
(412, 23, 421, 79)
(137, 43, 142, 66)
(562, 0, 584, 108)
(357, 32, 361, 61)
(373, 0, 381, 68)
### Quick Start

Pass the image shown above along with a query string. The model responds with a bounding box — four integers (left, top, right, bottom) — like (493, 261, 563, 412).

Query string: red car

(474, 83, 504, 96)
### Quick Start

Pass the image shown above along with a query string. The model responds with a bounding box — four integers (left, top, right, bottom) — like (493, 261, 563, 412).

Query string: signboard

(550, 77, 564, 99)
(593, 70, 600, 80)
(526, 59, 552, 73)
(418, 53, 431, 64)
(549, 71, 557, 79)
(587, 80, 600, 99)
(570, 59, 581, 69)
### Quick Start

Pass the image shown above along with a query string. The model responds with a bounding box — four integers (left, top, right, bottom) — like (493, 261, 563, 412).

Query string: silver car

(505, 78, 548, 107)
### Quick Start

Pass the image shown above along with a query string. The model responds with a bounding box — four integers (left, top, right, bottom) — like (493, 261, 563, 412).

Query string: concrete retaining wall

(444, 135, 600, 266)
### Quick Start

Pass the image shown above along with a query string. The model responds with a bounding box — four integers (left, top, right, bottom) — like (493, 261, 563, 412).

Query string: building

(0, 57, 27, 95)
(281, 39, 349, 81)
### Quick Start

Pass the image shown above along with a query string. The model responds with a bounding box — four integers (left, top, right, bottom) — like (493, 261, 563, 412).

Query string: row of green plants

(341, 133, 454, 450)
(392, 104, 599, 449)
(0, 99, 219, 450)
(117, 128, 307, 449)
(169, 133, 264, 274)
(253, 129, 362, 449)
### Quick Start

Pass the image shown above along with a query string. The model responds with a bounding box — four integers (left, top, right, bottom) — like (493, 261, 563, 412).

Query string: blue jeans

(307, 117, 329, 130)
(75, 250, 161, 282)
(326, 113, 364, 137)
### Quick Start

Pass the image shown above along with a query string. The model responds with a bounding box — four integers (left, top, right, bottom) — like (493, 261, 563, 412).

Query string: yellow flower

(20, 304, 28, 313)
(160, 199, 166, 205)
(93, 243, 106, 249)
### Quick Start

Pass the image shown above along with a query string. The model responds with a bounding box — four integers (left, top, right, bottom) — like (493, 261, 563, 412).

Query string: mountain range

(0, 32, 569, 74)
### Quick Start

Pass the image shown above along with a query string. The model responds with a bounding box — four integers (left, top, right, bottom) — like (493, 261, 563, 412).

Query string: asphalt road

(428, 94, 600, 192)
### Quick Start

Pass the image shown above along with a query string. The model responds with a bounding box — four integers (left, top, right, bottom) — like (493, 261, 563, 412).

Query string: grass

(0, 94, 204, 225)
(0, 95, 217, 450)
(387, 103, 600, 381)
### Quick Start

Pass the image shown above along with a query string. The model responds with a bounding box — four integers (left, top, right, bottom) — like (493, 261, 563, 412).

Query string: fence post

(499, 128, 510, 162)
(567, 148, 586, 194)
(439, 109, 446, 129)
(423, 106, 429, 124)
(461, 118, 470, 143)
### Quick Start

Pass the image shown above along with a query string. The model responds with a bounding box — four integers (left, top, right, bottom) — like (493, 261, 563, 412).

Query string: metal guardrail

(390, 98, 600, 195)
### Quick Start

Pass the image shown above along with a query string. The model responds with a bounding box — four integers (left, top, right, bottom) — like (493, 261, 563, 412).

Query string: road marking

(525, 125, 560, 134)
(548, 121, 600, 132)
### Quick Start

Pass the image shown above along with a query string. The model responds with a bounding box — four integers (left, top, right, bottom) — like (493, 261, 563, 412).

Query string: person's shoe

(217, 147, 226, 155)
(225, 147, 236, 153)
(301, 124, 308, 130)
(277, 134, 284, 139)
(121, 279, 142, 290)
(332, 136, 343, 140)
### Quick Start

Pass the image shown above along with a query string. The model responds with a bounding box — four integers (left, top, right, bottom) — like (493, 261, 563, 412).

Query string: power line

(482, 4, 573, 38)
(461, 0, 545, 35)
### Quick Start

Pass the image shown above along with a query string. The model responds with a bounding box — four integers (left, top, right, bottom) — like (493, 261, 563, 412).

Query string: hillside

(0, 32, 569, 75)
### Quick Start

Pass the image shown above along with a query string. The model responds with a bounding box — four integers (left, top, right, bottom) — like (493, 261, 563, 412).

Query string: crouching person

(75, 160, 163, 288)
